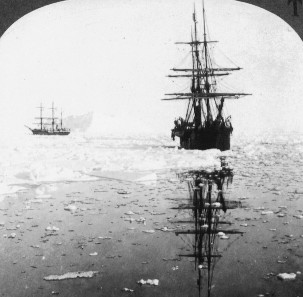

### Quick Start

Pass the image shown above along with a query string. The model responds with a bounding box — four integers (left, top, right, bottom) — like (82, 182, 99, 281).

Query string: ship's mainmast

(51, 102, 55, 132)
(60, 110, 63, 130)
(202, 2, 212, 124)
(193, 8, 202, 129)
(49, 102, 58, 132)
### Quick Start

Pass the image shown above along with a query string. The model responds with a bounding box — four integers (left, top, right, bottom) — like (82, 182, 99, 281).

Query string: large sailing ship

(25, 103, 70, 135)
(163, 5, 250, 151)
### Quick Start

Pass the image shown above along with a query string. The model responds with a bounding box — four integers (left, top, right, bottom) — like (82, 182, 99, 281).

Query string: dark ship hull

(177, 126, 231, 151)
(31, 129, 70, 136)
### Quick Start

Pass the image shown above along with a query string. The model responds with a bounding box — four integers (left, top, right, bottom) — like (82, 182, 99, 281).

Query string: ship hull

(31, 129, 70, 136)
(176, 126, 231, 151)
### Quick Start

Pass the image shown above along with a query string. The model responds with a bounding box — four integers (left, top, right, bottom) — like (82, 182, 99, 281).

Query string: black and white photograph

(0, 0, 302, 296)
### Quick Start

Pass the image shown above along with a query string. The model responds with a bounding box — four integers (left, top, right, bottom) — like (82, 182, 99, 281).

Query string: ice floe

(43, 271, 99, 280)
(277, 273, 296, 281)
(137, 279, 159, 286)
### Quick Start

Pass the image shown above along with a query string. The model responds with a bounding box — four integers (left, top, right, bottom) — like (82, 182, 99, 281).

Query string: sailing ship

(25, 103, 70, 135)
(163, 4, 250, 151)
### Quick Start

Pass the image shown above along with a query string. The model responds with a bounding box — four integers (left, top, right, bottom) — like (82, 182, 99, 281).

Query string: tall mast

(51, 102, 55, 132)
(185, 31, 196, 123)
(60, 110, 63, 130)
(193, 6, 202, 129)
(39, 103, 43, 130)
(193, 7, 200, 92)
(202, 0, 212, 123)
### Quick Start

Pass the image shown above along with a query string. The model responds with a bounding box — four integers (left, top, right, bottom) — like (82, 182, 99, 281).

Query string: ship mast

(193, 7, 202, 129)
(202, 1, 212, 124)
(51, 102, 55, 132)
(35, 103, 44, 130)
(39, 103, 43, 130)
(60, 110, 63, 130)
(162, 5, 251, 109)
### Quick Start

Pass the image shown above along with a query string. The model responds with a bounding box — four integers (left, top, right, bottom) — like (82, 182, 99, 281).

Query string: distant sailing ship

(163, 4, 250, 151)
(26, 103, 70, 135)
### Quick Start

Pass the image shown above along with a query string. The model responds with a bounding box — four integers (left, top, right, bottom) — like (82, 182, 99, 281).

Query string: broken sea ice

(8, 233, 16, 238)
(121, 288, 134, 292)
(45, 226, 60, 231)
(261, 211, 274, 215)
(44, 271, 98, 281)
(64, 204, 77, 212)
(277, 273, 296, 281)
(137, 279, 159, 286)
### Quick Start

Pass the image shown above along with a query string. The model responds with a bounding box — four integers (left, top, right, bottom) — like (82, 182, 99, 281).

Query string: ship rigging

(25, 102, 70, 136)
(163, 4, 251, 150)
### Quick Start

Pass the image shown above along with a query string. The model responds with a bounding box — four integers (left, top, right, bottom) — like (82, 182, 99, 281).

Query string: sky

(0, 0, 302, 137)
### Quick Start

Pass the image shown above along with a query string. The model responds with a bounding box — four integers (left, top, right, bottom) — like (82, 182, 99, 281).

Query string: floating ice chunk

(45, 226, 59, 231)
(125, 211, 135, 215)
(135, 217, 146, 224)
(142, 230, 155, 234)
(147, 279, 159, 286)
(261, 211, 274, 215)
(159, 227, 175, 232)
(8, 233, 16, 238)
(137, 279, 159, 286)
(64, 205, 77, 212)
(124, 217, 135, 222)
(277, 273, 296, 281)
(30, 245, 40, 249)
(137, 279, 146, 285)
(44, 271, 98, 281)
(293, 215, 303, 219)
(121, 288, 134, 292)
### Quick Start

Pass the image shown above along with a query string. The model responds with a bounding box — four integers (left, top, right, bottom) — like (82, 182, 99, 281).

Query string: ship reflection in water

(172, 158, 244, 296)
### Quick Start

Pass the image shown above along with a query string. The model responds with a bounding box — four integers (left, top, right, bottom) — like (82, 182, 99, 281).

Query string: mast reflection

(174, 157, 243, 296)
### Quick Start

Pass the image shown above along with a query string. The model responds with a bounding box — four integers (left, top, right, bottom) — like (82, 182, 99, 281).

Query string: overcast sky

(0, 0, 302, 137)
